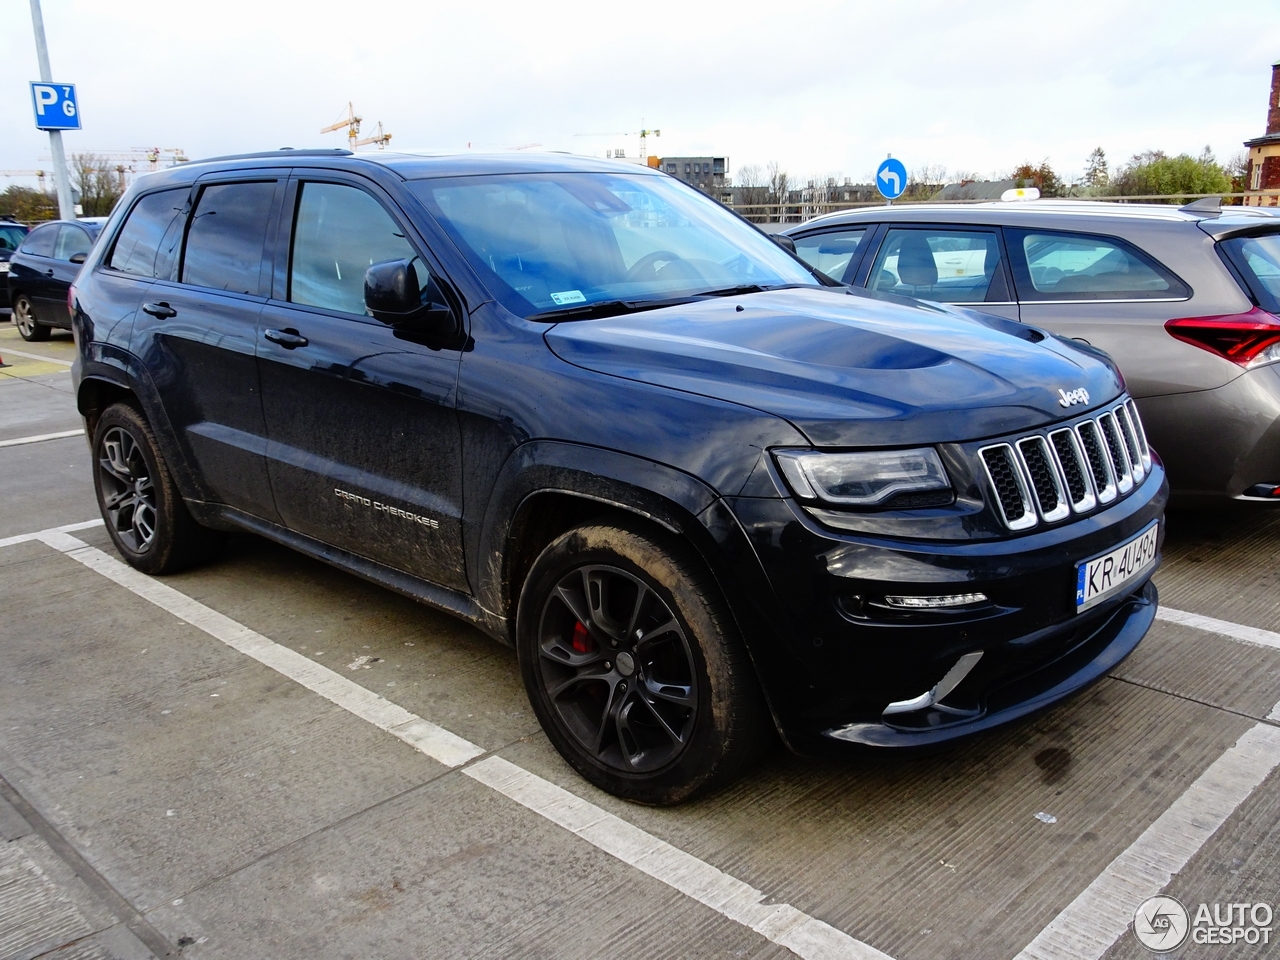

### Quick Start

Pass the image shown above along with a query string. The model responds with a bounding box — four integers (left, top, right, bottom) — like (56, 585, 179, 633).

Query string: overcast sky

(2, 0, 1279, 190)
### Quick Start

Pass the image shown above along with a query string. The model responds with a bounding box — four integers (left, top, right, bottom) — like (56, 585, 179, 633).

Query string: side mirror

(770, 234, 797, 254)
(70, 252, 87, 264)
(364, 259, 456, 335)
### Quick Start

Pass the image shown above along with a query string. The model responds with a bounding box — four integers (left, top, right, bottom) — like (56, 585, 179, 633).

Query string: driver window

(290, 182, 417, 315)
(868, 228, 1005, 303)
(793, 229, 866, 281)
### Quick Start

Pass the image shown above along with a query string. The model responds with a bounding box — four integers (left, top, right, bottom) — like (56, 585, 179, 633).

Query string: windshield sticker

(550, 290, 587, 305)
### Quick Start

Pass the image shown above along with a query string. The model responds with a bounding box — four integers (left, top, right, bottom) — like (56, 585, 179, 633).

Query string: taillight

(1165, 307, 1280, 367)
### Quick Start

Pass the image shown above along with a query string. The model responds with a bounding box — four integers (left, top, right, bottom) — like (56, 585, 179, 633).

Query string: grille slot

(1098, 412, 1134, 494)
(1125, 399, 1152, 471)
(1076, 419, 1117, 504)
(1114, 405, 1145, 484)
(1016, 436, 1070, 522)
(979, 444, 1037, 530)
(1049, 428, 1096, 513)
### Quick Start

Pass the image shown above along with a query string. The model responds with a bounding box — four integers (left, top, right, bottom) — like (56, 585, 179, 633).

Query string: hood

(544, 288, 1123, 447)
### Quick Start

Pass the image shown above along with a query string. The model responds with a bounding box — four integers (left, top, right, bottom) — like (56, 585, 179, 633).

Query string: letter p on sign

(30, 82, 81, 130)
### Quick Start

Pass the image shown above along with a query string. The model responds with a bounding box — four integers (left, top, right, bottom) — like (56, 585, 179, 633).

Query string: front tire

(92, 402, 221, 574)
(517, 521, 770, 805)
(13, 294, 50, 341)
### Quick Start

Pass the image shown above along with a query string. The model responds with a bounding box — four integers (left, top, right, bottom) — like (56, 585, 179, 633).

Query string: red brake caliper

(571, 621, 594, 653)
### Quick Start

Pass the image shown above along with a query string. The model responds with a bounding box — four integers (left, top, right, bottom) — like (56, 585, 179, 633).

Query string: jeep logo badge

(1058, 387, 1090, 408)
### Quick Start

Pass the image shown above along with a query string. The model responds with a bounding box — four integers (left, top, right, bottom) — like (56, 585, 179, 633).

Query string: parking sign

(30, 82, 80, 130)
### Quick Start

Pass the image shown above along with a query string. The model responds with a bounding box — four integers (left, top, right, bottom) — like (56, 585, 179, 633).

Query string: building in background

(659, 156, 729, 201)
(1244, 58, 1280, 206)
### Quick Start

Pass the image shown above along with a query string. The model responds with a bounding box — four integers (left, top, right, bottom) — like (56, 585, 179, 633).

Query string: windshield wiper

(533, 296, 698, 322)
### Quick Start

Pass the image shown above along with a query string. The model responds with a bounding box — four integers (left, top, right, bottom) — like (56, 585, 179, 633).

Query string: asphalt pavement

(2, 321, 1278, 960)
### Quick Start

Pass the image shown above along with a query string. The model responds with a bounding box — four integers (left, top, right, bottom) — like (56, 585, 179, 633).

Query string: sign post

(876, 156, 907, 205)
(28, 0, 77, 221)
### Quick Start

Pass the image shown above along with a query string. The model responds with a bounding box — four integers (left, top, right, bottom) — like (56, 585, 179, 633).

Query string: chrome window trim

(1017, 296, 1190, 305)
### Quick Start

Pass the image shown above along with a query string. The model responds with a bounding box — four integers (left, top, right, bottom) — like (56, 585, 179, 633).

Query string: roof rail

(189, 148, 355, 164)
(1179, 196, 1222, 216)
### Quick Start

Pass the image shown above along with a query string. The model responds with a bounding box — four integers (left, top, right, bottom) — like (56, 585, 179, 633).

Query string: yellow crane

(574, 127, 662, 160)
(321, 104, 392, 151)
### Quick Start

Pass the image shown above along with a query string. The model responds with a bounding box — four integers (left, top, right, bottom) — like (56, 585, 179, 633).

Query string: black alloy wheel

(536, 563, 699, 773)
(518, 522, 770, 805)
(97, 425, 158, 554)
(92, 402, 221, 574)
(13, 294, 49, 341)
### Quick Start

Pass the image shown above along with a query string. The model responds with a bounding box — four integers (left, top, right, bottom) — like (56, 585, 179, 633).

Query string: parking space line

(24, 528, 885, 960)
(0, 428, 84, 448)
(0, 518, 102, 550)
(465, 755, 890, 960)
(1157, 606, 1280, 653)
(0, 348, 74, 367)
(1014, 722, 1280, 960)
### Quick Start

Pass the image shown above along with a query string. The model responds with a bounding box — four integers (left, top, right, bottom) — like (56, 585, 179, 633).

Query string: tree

(767, 161, 791, 222)
(733, 164, 771, 222)
(1084, 148, 1108, 188)
(1110, 149, 1230, 200)
(904, 164, 946, 200)
(1010, 160, 1064, 197)
(0, 184, 57, 222)
(71, 153, 125, 217)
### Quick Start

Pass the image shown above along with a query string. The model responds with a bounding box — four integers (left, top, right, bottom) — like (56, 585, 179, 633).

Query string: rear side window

(866, 228, 1008, 303)
(109, 188, 189, 278)
(53, 225, 92, 261)
(1219, 233, 1280, 313)
(1009, 229, 1188, 301)
(181, 181, 276, 295)
(793, 229, 866, 282)
(0, 225, 26, 251)
(289, 182, 416, 315)
(20, 223, 57, 258)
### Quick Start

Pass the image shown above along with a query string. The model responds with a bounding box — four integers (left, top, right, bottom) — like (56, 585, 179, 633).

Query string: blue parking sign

(876, 157, 907, 200)
(30, 82, 81, 131)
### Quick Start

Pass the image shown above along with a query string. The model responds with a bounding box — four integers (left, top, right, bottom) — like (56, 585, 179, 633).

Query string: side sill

(203, 503, 511, 645)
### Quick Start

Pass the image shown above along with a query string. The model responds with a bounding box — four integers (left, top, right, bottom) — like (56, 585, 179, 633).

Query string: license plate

(1075, 521, 1159, 613)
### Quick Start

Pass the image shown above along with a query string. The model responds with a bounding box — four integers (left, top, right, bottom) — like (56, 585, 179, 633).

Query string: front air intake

(979, 444, 1038, 530)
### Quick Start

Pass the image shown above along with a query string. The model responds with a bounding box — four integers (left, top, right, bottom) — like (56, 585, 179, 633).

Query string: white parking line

(0, 518, 102, 550)
(1157, 606, 1280, 652)
(23, 528, 884, 960)
(0, 428, 84, 448)
(1014, 723, 1280, 960)
(0, 348, 74, 367)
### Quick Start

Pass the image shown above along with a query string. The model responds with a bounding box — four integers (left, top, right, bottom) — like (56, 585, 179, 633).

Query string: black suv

(71, 150, 1167, 803)
(9, 217, 104, 339)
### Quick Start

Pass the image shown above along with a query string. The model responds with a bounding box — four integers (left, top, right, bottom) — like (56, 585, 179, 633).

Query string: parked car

(8, 217, 105, 340)
(784, 201, 1280, 506)
(0, 216, 30, 311)
(71, 150, 1166, 803)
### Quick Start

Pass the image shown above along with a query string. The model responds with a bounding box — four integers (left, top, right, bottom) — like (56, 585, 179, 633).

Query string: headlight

(774, 447, 951, 507)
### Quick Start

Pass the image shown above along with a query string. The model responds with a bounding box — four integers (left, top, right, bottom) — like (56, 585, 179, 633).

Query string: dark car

(70, 150, 1167, 803)
(0, 217, 30, 310)
(784, 201, 1280, 506)
(8, 217, 104, 340)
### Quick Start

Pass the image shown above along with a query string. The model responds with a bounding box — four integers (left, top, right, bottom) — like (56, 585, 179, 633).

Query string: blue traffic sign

(30, 82, 80, 131)
(876, 157, 907, 200)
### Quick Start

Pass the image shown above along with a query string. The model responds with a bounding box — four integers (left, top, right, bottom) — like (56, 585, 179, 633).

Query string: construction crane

(574, 127, 661, 159)
(321, 103, 393, 151)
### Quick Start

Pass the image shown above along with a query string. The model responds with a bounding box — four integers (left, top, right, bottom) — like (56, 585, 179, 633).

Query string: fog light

(882, 592, 988, 609)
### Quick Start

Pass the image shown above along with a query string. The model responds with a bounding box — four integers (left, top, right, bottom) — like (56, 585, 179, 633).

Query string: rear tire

(92, 402, 222, 574)
(517, 520, 770, 805)
(13, 294, 50, 342)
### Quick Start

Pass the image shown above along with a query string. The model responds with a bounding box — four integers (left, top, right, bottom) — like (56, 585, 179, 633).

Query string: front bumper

(724, 460, 1168, 757)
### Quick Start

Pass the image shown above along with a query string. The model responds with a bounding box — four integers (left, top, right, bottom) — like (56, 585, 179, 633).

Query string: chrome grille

(980, 397, 1151, 531)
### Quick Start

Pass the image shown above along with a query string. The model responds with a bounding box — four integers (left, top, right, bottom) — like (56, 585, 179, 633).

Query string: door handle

(264, 328, 309, 348)
(141, 301, 177, 319)
(45, 269, 55, 277)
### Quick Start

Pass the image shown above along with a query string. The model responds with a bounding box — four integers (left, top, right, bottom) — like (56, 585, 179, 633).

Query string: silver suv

(784, 201, 1280, 506)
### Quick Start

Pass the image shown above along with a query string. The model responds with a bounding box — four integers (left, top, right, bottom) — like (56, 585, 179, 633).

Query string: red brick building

(1244, 58, 1280, 206)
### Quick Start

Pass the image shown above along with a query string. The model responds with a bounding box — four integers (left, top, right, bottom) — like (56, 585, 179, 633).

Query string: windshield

(409, 172, 818, 318)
